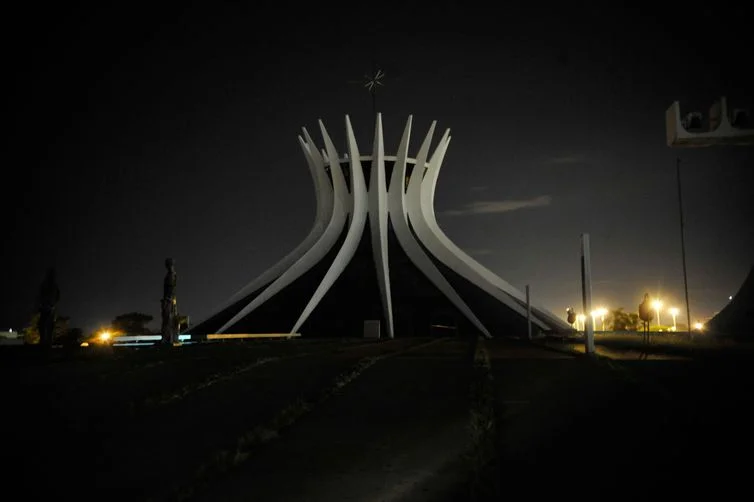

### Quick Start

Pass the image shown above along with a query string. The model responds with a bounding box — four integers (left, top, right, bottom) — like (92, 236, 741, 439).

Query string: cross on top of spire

(363, 69, 385, 93)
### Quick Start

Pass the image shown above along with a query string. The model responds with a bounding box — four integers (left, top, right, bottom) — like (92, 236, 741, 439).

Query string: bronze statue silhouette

(37, 268, 60, 349)
(566, 307, 577, 327)
(638, 293, 653, 345)
(161, 258, 178, 345)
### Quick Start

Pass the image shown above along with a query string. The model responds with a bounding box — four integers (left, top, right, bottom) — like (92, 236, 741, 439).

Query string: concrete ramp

(708, 265, 754, 339)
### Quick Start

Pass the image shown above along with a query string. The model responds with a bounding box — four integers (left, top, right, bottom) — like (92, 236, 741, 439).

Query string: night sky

(6, 2, 753, 334)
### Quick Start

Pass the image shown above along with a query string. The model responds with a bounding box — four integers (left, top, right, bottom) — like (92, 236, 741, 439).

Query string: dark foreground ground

(3, 334, 754, 500)
(477, 338, 754, 499)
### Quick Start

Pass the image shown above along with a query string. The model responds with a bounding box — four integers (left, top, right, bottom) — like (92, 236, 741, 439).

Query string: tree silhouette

(112, 312, 154, 335)
(22, 313, 74, 344)
(606, 308, 641, 331)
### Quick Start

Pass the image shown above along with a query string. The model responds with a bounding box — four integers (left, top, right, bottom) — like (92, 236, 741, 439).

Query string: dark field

(3, 335, 754, 501)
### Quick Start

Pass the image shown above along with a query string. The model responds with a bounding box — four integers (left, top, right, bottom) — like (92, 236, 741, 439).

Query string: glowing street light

(598, 307, 608, 331)
(651, 299, 663, 327)
(669, 307, 679, 331)
(591, 307, 608, 331)
(694, 322, 704, 331)
(576, 314, 586, 332)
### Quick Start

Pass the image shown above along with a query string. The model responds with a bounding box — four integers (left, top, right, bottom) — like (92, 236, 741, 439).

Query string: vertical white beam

(291, 116, 368, 333)
(438, 135, 566, 330)
(418, 130, 571, 332)
(581, 233, 595, 354)
(387, 116, 490, 338)
(368, 113, 394, 338)
(406, 127, 548, 331)
(216, 123, 349, 333)
(199, 130, 334, 320)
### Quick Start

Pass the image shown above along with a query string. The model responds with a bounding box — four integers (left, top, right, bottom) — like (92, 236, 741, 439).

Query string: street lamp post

(576, 314, 586, 332)
(590, 307, 607, 332)
(652, 299, 663, 328)
(669, 307, 679, 331)
(676, 158, 693, 338)
(580, 234, 595, 354)
(600, 308, 607, 331)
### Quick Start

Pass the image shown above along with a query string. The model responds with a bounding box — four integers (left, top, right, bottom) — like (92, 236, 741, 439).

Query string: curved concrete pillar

(201, 129, 334, 320)
(368, 114, 394, 338)
(291, 116, 369, 333)
(387, 117, 490, 337)
(421, 134, 571, 332)
(216, 123, 350, 333)
(405, 125, 551, 332)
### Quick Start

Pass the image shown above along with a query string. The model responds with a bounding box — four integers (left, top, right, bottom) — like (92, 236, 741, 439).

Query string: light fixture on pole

(590, 307, 607, 332)
(576, 313, 586, 332)
(669, 307, 679, 331)
(590, 310, 599, 332)
(651, 299, 663, 327)
(666, 96, 754, 147)
(580, 234, 595, 354)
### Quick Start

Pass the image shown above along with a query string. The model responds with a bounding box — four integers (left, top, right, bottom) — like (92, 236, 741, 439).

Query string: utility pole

(666, 96, 753, 336)
(676, 157, 692, 338)
(580, 233, 595, 354)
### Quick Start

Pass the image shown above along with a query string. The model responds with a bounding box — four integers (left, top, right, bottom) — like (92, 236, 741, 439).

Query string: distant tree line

(21, 311, 189, 345)
(112, 312, 154, 335)
(22, 313, 82, 346)
(110, 312, 189, 335)
(606, 308, 640, 331)
(601, 308, 677, 331)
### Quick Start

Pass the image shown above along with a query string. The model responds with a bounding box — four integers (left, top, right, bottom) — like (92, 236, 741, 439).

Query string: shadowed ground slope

(4, 334, 754, 501)
(474, 337, 754, 498)
(707, 265, 754, 340)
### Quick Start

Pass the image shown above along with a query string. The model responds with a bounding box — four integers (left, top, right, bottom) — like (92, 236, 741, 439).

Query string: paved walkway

(536, 337, 692, 360)
(192, 338, 476, 502)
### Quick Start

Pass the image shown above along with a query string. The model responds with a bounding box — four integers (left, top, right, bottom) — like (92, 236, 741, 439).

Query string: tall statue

(161, 258, 178, 345)
(37, 268, 60, 349)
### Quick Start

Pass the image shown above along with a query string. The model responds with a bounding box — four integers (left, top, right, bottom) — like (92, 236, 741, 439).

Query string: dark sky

(5, 2, 753, 334)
